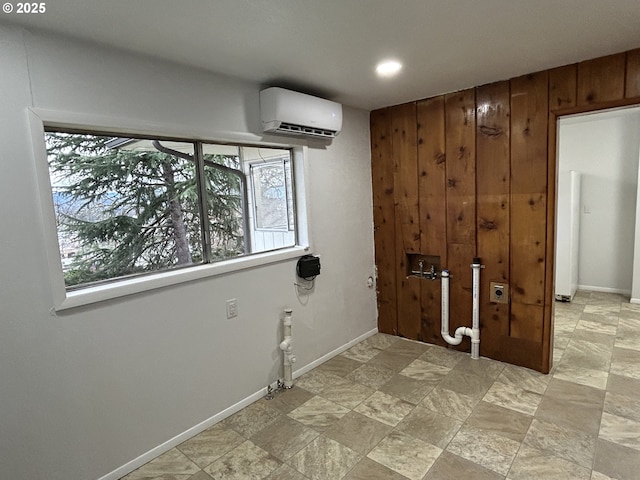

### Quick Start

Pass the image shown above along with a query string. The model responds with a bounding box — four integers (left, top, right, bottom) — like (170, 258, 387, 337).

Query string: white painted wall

(558, 107, 640, 295)
(0, 26, 377, 480)
(631, 146, 640, 302)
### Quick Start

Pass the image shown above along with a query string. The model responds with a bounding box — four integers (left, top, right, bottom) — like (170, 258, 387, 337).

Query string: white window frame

(28, 108, 311, 311)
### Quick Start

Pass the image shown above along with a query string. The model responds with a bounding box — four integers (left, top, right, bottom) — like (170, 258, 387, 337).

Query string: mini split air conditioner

(260, 87, 342, 138)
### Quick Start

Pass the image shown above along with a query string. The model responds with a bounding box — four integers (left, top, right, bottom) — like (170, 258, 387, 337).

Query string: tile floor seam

(503, 433, 526, 480)
(591, 331, 613, 474)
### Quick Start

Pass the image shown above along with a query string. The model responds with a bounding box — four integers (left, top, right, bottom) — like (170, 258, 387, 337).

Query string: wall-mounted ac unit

(260, 87, 342, 138)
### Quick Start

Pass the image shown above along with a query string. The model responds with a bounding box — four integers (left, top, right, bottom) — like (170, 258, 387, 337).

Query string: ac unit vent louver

(277, 122, 338, 138)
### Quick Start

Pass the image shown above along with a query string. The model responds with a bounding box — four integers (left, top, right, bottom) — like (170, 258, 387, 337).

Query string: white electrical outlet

(226, 298, 238, 318)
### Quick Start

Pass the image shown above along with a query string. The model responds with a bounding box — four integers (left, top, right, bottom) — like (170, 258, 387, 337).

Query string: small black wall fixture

(296, 254, 321, 280)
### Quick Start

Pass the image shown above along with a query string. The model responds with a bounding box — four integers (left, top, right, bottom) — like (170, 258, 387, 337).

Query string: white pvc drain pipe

(279, 308, 296, 388)
(441, 257, 482, 359)
(470, 258, 481, 359)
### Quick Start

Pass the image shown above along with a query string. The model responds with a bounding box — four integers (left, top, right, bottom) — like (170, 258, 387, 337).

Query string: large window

(45, 130, 296, 289)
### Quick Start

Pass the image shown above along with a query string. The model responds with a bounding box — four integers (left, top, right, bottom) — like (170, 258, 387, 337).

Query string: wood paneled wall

(371, 48, 640, 372)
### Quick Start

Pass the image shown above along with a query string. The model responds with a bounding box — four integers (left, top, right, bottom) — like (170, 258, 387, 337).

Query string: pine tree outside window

(45, 130, 296, 289)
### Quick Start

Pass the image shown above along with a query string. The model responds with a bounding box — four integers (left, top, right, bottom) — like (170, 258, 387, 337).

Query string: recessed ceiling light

(376, 60, 402, 77)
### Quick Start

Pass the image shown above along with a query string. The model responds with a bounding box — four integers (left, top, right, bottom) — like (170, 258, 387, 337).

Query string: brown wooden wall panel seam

(417, 97, 447, 344)
(476, 82, 511, 195)
(510, 303, 544, 342)
(549, 64, 577, 111)
(418, 96, 447, 260)
(444, 89, 476, 350)
(510, 72, 548, 312)
(445, 89, 477, 246)
(490, 336, 543, 371)
(626, 49, 640, 99)
(391, 103, 421, 340)
(370, 108, 397, 334)
(446, 197, 476, 245)
(392, 103, 420, 254)
(444, 91, 477, 196)
(476, 80, 511, 345)
(510, 72, 550, 194)
(577, 53, 626, 105)
(509, 196, 547, 308)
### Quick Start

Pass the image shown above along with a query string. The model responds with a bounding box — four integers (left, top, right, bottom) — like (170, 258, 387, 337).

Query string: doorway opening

(552, 105, 640, 375)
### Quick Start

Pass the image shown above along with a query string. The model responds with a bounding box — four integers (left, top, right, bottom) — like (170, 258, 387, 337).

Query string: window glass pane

(201, 148, 246, 259)
(252, 161, 288, 230)
(46, 132, 201, 288)
(243, 147, 295, 253)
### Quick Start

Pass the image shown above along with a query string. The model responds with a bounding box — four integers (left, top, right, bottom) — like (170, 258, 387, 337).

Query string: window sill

(55, 246, 309, 312)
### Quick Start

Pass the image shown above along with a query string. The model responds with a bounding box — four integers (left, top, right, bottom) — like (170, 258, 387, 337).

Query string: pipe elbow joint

(280, 339, 293, 351)
(454, 326, 472, 339)
(442, 332, 463, 346)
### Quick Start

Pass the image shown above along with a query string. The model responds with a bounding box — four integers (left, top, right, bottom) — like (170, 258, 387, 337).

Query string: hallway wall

(558, 108, 640, 294)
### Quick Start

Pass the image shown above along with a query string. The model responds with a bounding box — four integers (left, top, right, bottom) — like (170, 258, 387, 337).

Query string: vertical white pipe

(279, 308, 296, 388)
(441, 270, 450, 337)
(441, 260, 482, 357)
(471, 258, 481, 359)
(441, 270, 464, 346)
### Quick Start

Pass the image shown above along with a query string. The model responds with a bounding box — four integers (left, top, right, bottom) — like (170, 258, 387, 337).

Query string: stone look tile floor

(122, 291, 640, 480)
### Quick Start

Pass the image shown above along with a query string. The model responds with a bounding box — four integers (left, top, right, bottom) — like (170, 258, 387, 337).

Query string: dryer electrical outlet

(490, 282, 509, 304)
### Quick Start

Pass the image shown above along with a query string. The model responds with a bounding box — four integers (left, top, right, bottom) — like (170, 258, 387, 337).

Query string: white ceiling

(4, 0, 640, 110)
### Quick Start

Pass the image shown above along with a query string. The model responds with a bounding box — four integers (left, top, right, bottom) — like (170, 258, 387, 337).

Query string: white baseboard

(96, 387, 271, 480)
(97, 327, 378, 480)
(630, 298, 640, 304)
(292, 327, 378, 378)
(577, 285, 631, 296)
